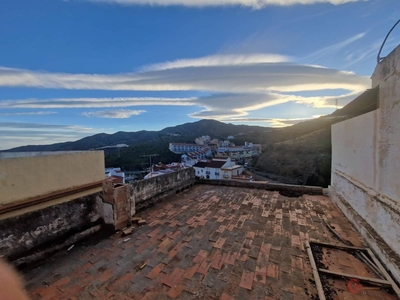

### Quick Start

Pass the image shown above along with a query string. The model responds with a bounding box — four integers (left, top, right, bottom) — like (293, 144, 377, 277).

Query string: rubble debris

(140, 263, 147, 269)
(67, 245, 74, 251)
(308, 240, 400, 299)
(131, 217, 141, 223)
(123, 238, 131, 242)
(138, 219, 147, 226)
(123, 227, 135, 236)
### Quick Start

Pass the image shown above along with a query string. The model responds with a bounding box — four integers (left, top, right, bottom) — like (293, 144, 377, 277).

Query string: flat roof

(24, 185, 393, 300)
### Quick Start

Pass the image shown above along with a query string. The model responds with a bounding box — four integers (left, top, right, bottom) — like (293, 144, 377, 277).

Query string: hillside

(4, 119, 267, 152)
(253, 88, 379, 187)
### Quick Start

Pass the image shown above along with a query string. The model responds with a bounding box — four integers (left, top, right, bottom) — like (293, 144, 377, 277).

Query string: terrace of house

(23, 184, 396, 300)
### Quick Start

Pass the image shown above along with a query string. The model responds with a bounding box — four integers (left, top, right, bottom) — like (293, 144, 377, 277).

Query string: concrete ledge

(329, 187, 400, 282)
(197, 179, 323, 196)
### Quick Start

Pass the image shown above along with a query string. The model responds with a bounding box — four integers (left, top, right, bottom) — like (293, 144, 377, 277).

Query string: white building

(169, 143, 212, 158)
(195, 135, 211, 145)
(216, 142, 261, 159)
(193, 158, 244, 180)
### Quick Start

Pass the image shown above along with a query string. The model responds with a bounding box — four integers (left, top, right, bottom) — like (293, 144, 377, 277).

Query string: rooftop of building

(23, 184, 396, 300)
(170, 143, 206, 147)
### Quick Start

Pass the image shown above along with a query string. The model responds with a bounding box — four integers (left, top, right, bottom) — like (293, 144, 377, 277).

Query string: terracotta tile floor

(22, 185, 396, 299)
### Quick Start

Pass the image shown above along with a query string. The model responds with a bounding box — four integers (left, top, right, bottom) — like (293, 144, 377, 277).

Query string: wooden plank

(318, 268, 391, 286)
(366, 249, 400, 298)
(309, 240, 367, 251)
(305, 240, 326, 300)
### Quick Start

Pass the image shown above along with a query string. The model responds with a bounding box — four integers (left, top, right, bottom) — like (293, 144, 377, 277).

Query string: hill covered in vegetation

(4, 88, 378, 187)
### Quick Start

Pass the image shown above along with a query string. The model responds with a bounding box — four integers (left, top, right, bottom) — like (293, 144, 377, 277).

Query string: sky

(0, 0, 399, 150)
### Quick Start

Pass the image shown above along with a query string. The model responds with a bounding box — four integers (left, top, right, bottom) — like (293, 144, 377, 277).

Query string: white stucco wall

(332, 110, 378, 190)
(372, 46, 400, 202)
(330, 45, 400, 267)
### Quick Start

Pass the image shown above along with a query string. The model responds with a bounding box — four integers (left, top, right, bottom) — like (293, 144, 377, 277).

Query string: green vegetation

(254, 128, 332, 187)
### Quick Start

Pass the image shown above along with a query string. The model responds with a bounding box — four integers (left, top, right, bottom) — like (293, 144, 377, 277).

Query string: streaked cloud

(142, 54, 291, 71)
(0, 91, 357, 121)
(0, 111, 57, 116)
(0, 97, 197, 109)
(85, 0, 361, 9)
(190, 93, 290, 119)
(0, 122, 96, 150)
(226, 116, 322, 127)
(0, 122, 92, 131)
(0, 61, 369, 94)
(302, 32, 366, 63)
(83, 109, 146, 118)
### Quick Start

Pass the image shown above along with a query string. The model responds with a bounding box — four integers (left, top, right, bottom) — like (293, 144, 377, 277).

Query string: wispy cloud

(0, 53, 370, 129)
(0, 122, 92, 132)
(142, 54, 291, 71)
(0, 59, 369, 94)
(83, 109, 146, 118)
(0, 97, 197, 108)
(0, 111, 57, 116)
(0, 91, 358, 121)
(302, 32, 366, 63)
(225, 116, 321, 127)
(86, 0, 361, 9)
(0, 122, 95, 150)
(344, 38, 399, 68)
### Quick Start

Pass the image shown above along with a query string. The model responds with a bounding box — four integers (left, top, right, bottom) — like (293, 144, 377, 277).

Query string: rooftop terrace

(23, 184, 396, 300)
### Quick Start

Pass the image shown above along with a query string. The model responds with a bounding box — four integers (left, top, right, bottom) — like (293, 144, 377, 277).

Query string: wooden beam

(366, 249, 400, 298)
(318, 268, 391, 286)
(306, 240, 326, 300)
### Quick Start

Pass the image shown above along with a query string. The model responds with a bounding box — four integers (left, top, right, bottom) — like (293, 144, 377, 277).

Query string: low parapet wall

(101, 168, 197, 230)
(198, 178, 323, 197)
(0, 192, 104, 265)
(131, 168, 196, 211)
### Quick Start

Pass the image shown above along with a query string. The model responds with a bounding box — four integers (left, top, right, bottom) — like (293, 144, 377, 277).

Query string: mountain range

(3, 88, 378, 187)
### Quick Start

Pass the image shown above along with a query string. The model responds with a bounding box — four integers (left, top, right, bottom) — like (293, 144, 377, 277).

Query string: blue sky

(0, 0, 399, 149)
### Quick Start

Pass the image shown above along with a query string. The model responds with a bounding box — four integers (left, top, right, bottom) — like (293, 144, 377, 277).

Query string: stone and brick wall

(101, 168, 197, 230)
(130, 168, 196, 212)
(0, 193, 102, 264)
(102, 179, 134, 230)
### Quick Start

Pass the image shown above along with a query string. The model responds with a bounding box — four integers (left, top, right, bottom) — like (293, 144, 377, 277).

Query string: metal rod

(306, 240, 326, 300)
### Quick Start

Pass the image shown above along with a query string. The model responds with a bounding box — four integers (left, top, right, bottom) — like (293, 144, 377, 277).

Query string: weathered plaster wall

(131, 168, 196, 212)
(0, 151, 105, 205)
(330, 45, 400, 278)
(0, 193, 102, 262)
(372, 45, 400, 202)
